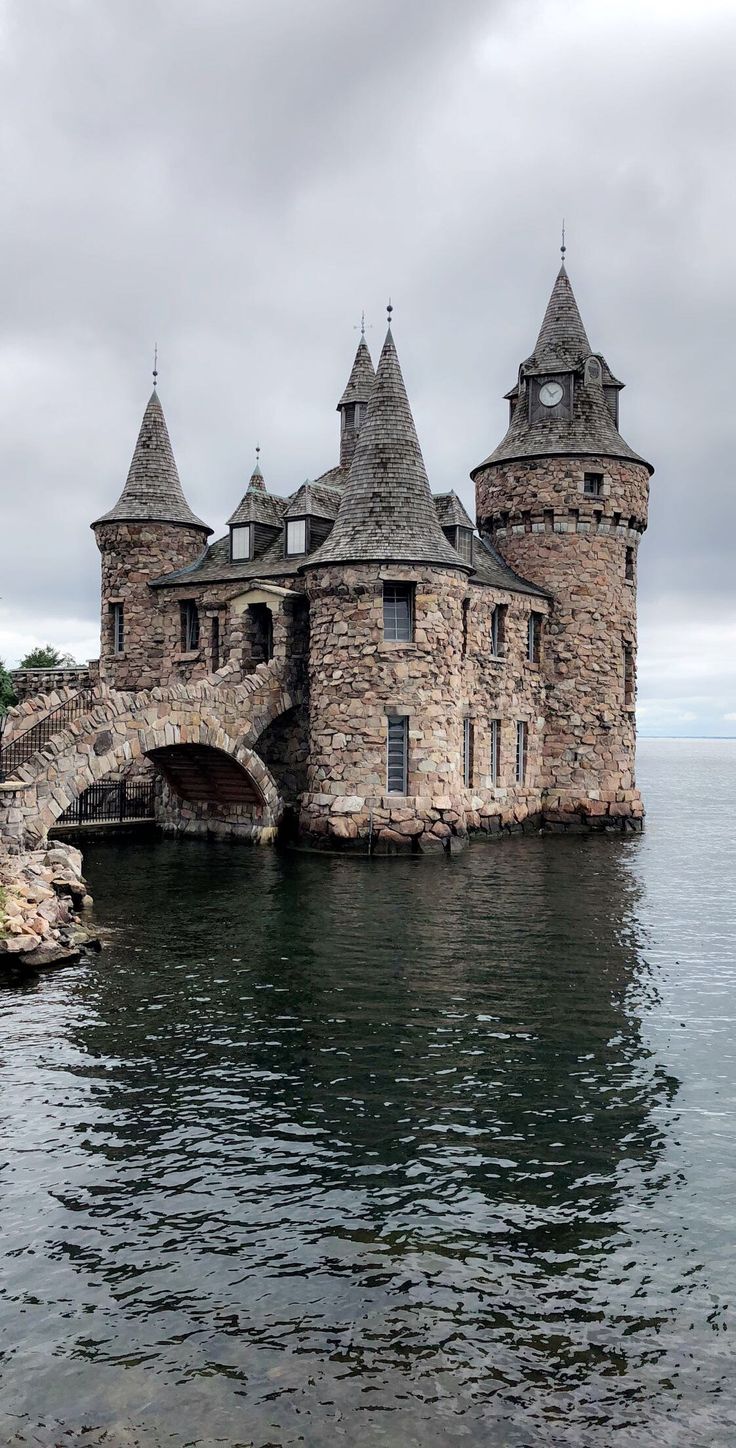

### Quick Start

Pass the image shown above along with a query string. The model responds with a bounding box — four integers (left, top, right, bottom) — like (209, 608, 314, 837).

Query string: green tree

(18, 645, 76, 669)
(0, 659, 16, 716)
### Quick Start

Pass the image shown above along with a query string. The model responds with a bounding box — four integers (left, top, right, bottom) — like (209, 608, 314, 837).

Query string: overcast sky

(1, 0, 734, 735)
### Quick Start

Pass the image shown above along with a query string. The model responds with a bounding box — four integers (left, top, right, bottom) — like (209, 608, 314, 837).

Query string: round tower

(472, 262, 653, 829)
(301, 318, 472, 850)
(92, 385, 211, 691)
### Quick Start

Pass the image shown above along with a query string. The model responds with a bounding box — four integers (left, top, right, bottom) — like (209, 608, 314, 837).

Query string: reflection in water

(1, 741, 735, 1446)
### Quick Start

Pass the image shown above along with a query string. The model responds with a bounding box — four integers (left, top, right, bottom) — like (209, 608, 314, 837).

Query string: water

(1, 739, 735, 1447)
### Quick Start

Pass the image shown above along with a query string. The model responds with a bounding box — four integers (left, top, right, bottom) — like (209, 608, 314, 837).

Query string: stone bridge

(0, 659, 298, 852)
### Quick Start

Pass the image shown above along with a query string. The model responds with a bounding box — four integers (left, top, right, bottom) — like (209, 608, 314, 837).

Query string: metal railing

(0, 689, 95, 779)
(55, 778, 156, 827)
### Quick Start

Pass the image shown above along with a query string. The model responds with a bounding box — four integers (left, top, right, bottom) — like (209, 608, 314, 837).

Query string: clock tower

(472, 261, 653, 830)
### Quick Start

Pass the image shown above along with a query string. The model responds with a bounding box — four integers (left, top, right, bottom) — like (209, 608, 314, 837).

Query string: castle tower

(336, 330, 375, 469)
(472, 263, 653, 829)
(92, 386, 211, 690)
(301, 318, 471, 849)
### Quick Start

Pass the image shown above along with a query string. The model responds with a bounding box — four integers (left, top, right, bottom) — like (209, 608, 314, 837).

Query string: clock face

(539, 380, 564, 408)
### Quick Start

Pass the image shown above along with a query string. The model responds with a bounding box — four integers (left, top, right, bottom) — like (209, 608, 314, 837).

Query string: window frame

(111, 602, 124, 655)
(583, 471, 604, 498)
(180, 599, 200, 653)
(285, 517, 308, 557)
(491, 604, 506, 657)
(230, 523, 252, 562)
(515, 720, 527, 784)
(624, 646, 635, 707)
(463, 717, 474, 789)
(383, 581, 415, 643)
(625, 546, 635, 583)
(455, 527, 473, 563)
(527, 612, 541, 664)
(386, 715, 409, 794)
(490, 718, 501, 786)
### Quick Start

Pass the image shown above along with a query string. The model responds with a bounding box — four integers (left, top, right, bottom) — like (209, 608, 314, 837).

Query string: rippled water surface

(2, 739, 736, 1447)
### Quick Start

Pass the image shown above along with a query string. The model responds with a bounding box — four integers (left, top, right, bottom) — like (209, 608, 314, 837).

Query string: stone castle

(1, 260, 652, 855)
(83, 258, 652, 850)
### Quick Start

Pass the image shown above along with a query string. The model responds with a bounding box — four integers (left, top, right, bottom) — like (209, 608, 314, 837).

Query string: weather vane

(152, 343, 158, 388)
(354, 310, 372, 339)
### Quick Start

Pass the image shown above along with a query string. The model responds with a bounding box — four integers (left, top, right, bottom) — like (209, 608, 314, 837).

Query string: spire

(525, 264, 592, 373)
(248, 446, 265, 492)
(93, 389, 210, 531)
(306, 325, 470, 570)
(337, 335, 375, 409)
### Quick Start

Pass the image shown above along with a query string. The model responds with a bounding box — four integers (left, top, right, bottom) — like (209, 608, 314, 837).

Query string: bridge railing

(0, 689, 96, 780)
(54, 778, 156, 828)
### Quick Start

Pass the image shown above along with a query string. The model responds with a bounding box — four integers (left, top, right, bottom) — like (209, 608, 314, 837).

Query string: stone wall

(475, 453, 649, 827)
(300, 562, 548, 851)
(93, 520, 209, 691)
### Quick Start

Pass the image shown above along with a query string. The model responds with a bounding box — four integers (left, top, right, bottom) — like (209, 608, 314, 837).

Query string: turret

(472, 260, 653, 829)
(92, 384, 211, 690)
(301, 313, 471, 850)
(336, 326, 375, 469)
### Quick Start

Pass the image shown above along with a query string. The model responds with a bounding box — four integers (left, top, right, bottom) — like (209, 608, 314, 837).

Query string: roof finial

(152, 342, 158, 388)
(386, 297, 393, 328)
(255, 443, 260, 466)
(560, 219, 566, 265)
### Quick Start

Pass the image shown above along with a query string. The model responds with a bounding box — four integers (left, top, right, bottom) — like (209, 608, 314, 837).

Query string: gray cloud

(0, 0, 734, 734)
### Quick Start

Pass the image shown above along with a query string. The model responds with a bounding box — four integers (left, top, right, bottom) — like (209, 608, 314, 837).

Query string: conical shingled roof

(524, 263, 591, 373)
(306, 327, 470, 570)
(93, 389, 210, 531)
(472, 266, 653, 476)
(227, 460, 285, 529)
(337, 336, 375, 408)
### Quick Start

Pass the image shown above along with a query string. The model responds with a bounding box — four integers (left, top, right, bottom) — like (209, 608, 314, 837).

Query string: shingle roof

(150, 530, 302, 588)
(227, 463, 285, 528)
(523, 264, 591, 373)
(286, 481, 342, 519)
(472, 266, 653, 476)
(434, 490, 474, 529)
(304, 327, 470, 571)
(93, 389, 211, 531)
(337, 337, 376, 408)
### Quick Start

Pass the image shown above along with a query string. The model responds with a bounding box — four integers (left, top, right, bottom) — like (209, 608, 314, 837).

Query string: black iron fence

(56, 778, 156, 827)
(0, 689, 95, 779)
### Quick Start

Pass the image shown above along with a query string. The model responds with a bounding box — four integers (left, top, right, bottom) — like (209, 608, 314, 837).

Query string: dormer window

(230, 524, 252, 562)
(285, 518, 307, 557)
(455, 527, 473, 562)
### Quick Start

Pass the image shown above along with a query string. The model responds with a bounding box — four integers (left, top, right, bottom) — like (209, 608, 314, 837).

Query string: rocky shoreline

(0, 838, 100, 972)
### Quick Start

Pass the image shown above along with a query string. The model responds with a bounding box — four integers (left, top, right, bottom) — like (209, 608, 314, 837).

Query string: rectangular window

(211, 615, 220, 671)
(383, 582, 414, 642)
(456, 528, 473, 562)
(527, 612, 541, 664)
(285, 518, 307, 556)
(491, 604, 506, 656)
(463, 717, 474, 788)
(111, 603, 124, 655)
(181, 600, 200, 652)
(231, 524, 251, 561)
(386, 715, 408, 794)
(584, 472, 603, 497)
(624, 646, 635, 706)
(490, 718, 501, 785)
(625, 546, 635, 582)
(515, 721, 527, 784)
